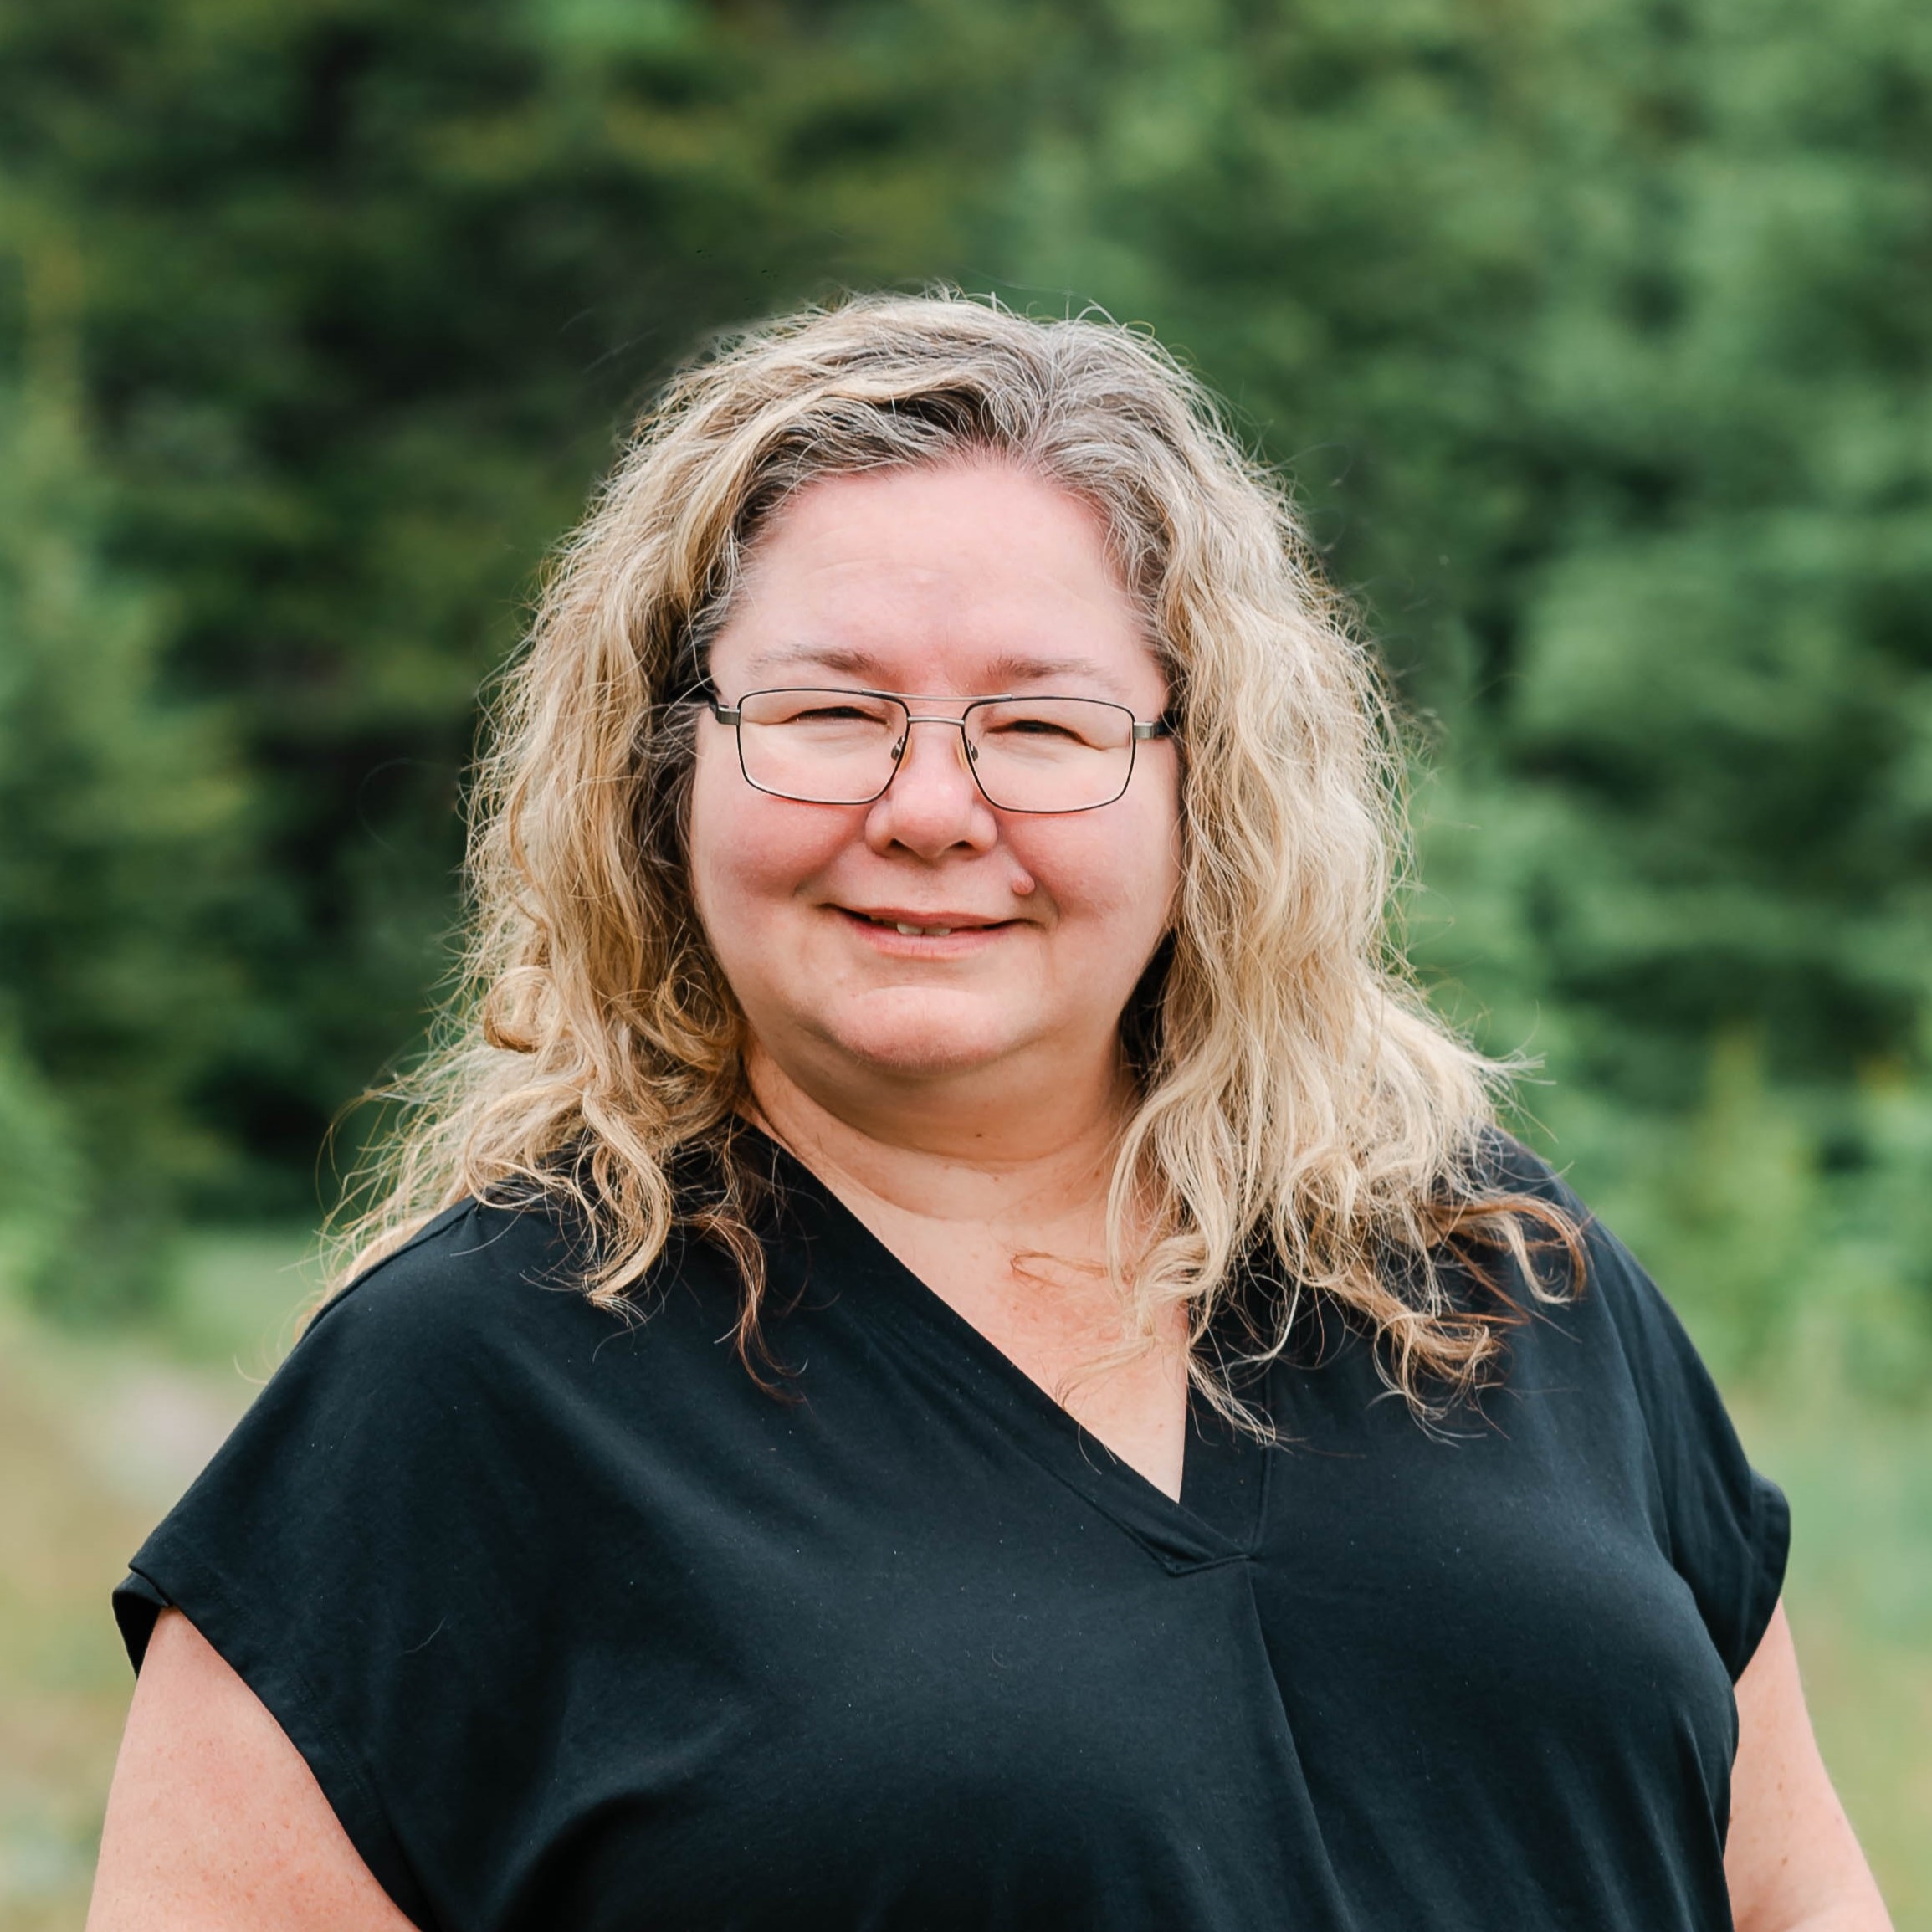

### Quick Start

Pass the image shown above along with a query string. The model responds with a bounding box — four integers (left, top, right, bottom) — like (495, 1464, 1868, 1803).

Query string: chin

(812, 990, 1034, 1079)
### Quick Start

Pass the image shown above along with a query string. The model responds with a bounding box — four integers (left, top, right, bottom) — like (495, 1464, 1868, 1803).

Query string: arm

(1724, 1601, 1891, 1932)
(88, 1609, 415, 1932)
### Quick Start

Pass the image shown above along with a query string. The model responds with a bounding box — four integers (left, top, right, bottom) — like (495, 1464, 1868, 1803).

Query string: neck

(742, 1042, 1130, 1236)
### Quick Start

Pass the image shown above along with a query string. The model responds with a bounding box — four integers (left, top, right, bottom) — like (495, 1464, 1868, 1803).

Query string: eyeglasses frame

(703, 685, 1175, 814)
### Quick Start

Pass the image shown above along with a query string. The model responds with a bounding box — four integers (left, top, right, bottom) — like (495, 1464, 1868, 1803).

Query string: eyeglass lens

(732, 689, 1140, 812)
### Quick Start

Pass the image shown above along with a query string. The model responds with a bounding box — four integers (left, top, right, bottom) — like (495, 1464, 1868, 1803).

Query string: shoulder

(1458, 1130, 1719, 1417)
(1461, 1124, 1584, 1221)
(316, 1197, 585, 1336)
(294, 1196, 735, 1402)
(143, 1195, 749, 1569)
(295, 1201, 582, 1382)
(1461, 1125, 1635, 1304)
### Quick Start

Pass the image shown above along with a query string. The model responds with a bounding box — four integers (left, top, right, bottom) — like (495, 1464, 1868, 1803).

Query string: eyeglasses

(706, 687, 1173, 814)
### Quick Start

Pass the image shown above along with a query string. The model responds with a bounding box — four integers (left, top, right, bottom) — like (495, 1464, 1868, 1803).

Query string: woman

(91, 295, 1888, 1930)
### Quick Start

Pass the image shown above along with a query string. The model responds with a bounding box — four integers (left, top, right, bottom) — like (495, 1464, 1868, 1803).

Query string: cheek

(686, 741, 845, 935)
(1021, 792, 1181, 940)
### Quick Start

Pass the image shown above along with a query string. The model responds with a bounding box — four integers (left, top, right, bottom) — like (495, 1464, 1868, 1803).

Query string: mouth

(837, 908, 1016, 941)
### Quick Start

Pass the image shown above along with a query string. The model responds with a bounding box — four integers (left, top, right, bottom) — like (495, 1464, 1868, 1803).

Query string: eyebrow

(738, 643, 1137, 699)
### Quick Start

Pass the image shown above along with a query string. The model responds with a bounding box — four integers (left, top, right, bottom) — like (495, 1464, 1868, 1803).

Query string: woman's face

(688, 460, 1182, 1116)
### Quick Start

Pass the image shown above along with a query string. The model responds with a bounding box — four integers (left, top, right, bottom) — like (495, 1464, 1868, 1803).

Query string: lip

(842, 906, 1012, 932)
(833, 905, 1021, 951)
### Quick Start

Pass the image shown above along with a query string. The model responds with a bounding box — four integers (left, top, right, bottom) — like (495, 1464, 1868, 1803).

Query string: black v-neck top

(115, 1137, 1786, 1932)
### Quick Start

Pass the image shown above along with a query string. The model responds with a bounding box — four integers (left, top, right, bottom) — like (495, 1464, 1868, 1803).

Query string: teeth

(894, 922, 953, 936)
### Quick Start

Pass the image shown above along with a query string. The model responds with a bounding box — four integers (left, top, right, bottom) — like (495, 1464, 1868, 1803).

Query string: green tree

(0, 0, 1045, 1214)
(986, 0, 1932, 1085)
(0, 222, 248, 1306)
(4, 0, 1930, 1368)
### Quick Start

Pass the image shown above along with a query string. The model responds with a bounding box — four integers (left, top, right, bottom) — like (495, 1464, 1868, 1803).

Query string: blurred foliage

(0, 0, 1032, 1227)
(1, 0, 1930, 1389)
(0, 372, 247, 1310)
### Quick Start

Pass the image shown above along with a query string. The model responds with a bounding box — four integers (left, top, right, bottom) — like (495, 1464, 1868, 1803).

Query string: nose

(863, 715, 998, 859)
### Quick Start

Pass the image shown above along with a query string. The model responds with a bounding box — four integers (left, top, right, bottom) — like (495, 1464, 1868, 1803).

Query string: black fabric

(115, 1137, 1787, 1931)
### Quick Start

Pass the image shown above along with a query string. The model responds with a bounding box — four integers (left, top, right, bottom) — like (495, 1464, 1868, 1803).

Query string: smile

(838, 908, 1015, 943)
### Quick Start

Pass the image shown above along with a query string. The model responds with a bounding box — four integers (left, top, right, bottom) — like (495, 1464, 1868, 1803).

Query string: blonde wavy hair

(334, 290, 1576, 1421)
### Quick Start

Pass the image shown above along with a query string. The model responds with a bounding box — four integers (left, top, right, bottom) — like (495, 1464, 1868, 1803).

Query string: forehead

(708, 461, 1164, 703)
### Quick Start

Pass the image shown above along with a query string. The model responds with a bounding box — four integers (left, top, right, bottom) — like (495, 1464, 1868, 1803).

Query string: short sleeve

(1580, 1217, 1791, 1682)
(111, 1200, 588, 1932)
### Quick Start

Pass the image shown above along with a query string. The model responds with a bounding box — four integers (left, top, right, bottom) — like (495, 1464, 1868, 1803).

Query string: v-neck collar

(747, 1126, 1269, 1574)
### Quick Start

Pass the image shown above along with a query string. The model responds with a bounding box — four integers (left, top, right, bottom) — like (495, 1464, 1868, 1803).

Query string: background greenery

(1, 0, 1928, 1920)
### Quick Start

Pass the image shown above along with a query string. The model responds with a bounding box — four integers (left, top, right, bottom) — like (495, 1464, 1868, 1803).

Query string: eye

(997, 713, 1084, 741)
(758, 695, 897, 729)
(976, 700, 1120, 752)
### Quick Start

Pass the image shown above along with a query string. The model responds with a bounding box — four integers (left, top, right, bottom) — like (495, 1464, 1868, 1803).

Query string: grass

(1730, 1387, 1932, 1925)
(3, 1232, 1928, 1929)
(0, 1228, 320, 1931)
